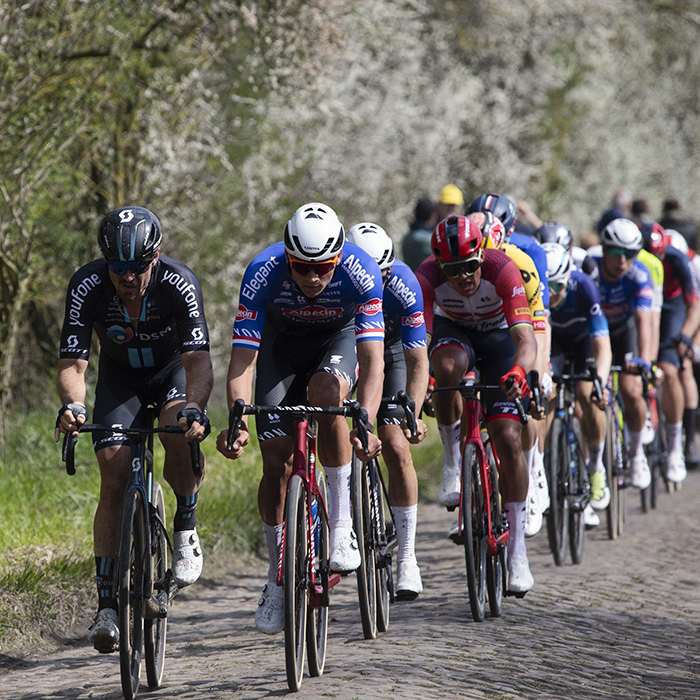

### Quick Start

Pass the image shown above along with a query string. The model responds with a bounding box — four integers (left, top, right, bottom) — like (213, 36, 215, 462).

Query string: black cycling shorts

(608, 316, 639, 367)
(658, 297, 686, 368)
(377, 340, 407, 427)
(92, 354, 188, 451)
(254, 321, 358, 440)
(550, 334, 595, 376)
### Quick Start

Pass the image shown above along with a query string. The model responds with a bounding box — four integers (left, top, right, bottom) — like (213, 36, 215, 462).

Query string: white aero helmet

(284, 202, 345, 262)
(345, 222, 395, 271)
(542, 242, 573, 284)
(601, 218, 643, 251)
(666, 228, 689, 255)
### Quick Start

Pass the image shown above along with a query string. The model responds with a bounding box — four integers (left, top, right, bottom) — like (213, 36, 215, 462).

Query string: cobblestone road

(2, 472, 700, 700)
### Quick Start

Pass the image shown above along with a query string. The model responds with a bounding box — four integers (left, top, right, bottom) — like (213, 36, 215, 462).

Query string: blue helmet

(466, 193, 517, 232)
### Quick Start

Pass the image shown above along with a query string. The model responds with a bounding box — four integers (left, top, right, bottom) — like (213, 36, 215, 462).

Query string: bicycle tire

(546, 417, 568, 565)
(372, 461, 390, 631)
(306, 471, 328, 678)
(284, 474, 307, 692)
(569, 418, 587, 565)
(462, 442, 486, 622)
(485, 443, 504, 618)
(604, 407, 619, 540)
(641, 441, 652, 513)
(352, 456, 377, 640)
(118, 488, 146, 700)
(651, 418, 666, 509)
(145, 481, 167, 688)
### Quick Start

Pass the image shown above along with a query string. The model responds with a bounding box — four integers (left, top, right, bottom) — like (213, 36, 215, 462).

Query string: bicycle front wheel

(306, 471, 328, 678)
(284, 474, 308, 692)
(604, 407, 619, 540)
(485, 442, 504, 618)
(546, 417, 569, 565)
(145, 481, 167, 688)
(352, 455, 377, 640)
(373, 462, 390, 633)
(118, 488, 146, 700)
(568, 418, 587, 565)
(462, 443, 486, 622)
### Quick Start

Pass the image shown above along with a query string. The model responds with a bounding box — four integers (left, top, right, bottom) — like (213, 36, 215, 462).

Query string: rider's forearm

(181, 350, 214, 410)
(591, 336, 612, 387)
(534, 330, 548, 378)
(56, 358, 88, 406)
(682, 300, 700, 340)
(356, 340, 385, 425)
(404, 346, 430, 414)
(226, 347, 258, 411)
(634, 310, 654, 364)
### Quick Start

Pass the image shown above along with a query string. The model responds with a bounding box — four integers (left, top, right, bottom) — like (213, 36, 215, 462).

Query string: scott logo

(356, 298, 382, 316)
(402, 311, 424, 328)
(235, 304, 258, 322)
(119, 209, 135, 222)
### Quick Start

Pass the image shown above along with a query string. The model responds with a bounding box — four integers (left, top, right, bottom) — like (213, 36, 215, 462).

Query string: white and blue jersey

(510, 232, 550, 307)
(232, 241, 385, 349)
(550, 269, 609, 343)
(383, 259, 427, 349)
(591, 256, 653, 328)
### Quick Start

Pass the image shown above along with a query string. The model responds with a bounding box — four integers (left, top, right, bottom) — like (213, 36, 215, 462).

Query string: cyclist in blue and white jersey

(543, 242, 612, 528)
(346, 223, 429, 599)
(590, 218, 654, 489)
(216, 203, 385, 635)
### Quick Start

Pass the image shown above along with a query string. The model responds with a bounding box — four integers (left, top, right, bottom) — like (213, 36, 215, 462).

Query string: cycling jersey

(509, 232, 550, 307)
(232, 242, 385, 349)
(383, 259, 427, 349)
(660, 245, 699, 306)
(637, 249, 664, 313)
(591, 256, 653, 328)
(502, 242, 546, 333)
(59, 256, 210, 369)
(571, 246, 598, 280)
(416, 249, 533, 334)
(549, 269, 609, 342)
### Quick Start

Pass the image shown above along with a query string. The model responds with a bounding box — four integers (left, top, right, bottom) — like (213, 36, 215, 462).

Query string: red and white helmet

(467, 211, 506, 250)
(431, 216, 483, 262)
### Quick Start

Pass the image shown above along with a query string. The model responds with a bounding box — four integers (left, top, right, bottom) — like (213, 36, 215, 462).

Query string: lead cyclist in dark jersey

(55, 207, 213, 654)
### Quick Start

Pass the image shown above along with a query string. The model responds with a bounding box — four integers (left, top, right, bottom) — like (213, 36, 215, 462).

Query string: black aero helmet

(536, 221, 573, 251)
(466, 193, 517, 231)
(98, 207, 162, 262)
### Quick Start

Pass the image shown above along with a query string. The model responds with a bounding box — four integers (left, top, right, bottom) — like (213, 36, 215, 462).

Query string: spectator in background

(435, 184, 464, 223)
(596, 186, 633, 233)
(402, 197, 437, 272)
(631, 198, 653, 227)
(514, 199, 543, 237)
(660, 198, 698, 251)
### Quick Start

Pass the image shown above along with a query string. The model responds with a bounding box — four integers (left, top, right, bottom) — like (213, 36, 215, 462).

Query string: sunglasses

(604, 246, 638, 259)
(549, 281, 567, 294)
(441, 256, 482, 278)
(289, 254, 339, 277)
(107, 259, 153, 276)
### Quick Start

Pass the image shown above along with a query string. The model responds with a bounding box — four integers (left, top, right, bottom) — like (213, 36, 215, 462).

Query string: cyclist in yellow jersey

(466, 212, 549, 538)
(638, 248, 664, 359)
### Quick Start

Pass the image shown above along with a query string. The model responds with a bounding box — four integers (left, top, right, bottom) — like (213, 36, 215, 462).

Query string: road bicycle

(604, 366, 629, 540)
(641, 374, 666, 511)
(546, 364, 602, 566)
(226, 398, 371, 692)
(433, 370, 531, 621)
(352, 391, 417, 640)
(62, 409, 201, 700)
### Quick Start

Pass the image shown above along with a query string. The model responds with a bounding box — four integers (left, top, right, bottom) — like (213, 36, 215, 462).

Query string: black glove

(56, 403, 88, 429)
(177, 407, 211, 438)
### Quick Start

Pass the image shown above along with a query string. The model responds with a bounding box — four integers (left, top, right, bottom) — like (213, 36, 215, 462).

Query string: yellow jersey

(502, 242, 547, 333)
(637, 249, 664, 313)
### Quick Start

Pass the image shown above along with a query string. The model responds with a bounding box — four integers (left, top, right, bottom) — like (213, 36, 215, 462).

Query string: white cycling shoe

(583, 504, 600, 529)
(667, 451, 687, 483)
(630, 454, 651, 490)
(255, 583, 284, 635)
(438, 464, 461, 507)
(88, 608, 119, 654)
(396, 560, 423, 600)
(173, 528, 203, 587)
(524, 498, 543, 538)
(531, 456, 550, 513)
(507, 555, 534, 596)
(330, 526, 361, 572)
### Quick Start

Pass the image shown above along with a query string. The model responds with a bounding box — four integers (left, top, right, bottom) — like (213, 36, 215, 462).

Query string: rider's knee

(307, 371, 345, 407)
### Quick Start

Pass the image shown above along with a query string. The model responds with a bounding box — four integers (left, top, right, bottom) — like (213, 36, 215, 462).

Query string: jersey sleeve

(169, 265, 211, 354)
(231, 252, 277, 350)
(676, 250, 700, 305)
(492, 255, 534, 331)
(58, 266, 102, 361)
(349, 252, 385, 343)
(392, 262, 427, 349)
(632, 262, 653, 314)
(579, 274, 609, 338)
(504, 244, 546, 333)
(415, 258, 440, 336)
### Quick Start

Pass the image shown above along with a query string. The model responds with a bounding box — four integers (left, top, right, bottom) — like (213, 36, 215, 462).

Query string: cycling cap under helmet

(536, 221, 573, 251)
(467, 211, 506, 250)
(431, 216, 483, 262)
(284, 202, 345, 262)
(466, 193, 517, 232)
(601, 218, 643, 252)
(98, 207, 162, 262)
(346, 222, 395, 271)
(542, 242, 572, 284)
(641, 221, 668, 257)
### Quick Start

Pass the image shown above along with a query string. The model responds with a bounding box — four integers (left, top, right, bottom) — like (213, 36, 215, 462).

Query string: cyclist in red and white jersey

(416, 216, 538, 595)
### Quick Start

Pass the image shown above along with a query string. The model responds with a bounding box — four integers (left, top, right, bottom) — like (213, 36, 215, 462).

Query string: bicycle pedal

(445, 505, 457, 512)
(145, 595, 168, 620)
(505, 589, 527, 599)
(395, 590, 419, 602)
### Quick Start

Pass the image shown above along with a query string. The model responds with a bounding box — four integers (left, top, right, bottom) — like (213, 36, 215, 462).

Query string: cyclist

(215, 202, 384, 635)
(536, 221, 598, 280)
(346, 223, 429, 599)
(55, 207, 213, 653)
(416, 216, 538, 594)
(543, 242, 612, 527)
(641, 222, 700, 483)
(467, 211, 549, 537)
(589, 218, 654, 489)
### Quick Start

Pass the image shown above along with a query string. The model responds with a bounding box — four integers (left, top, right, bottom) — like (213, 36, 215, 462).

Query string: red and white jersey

(415, 249, 533, 334)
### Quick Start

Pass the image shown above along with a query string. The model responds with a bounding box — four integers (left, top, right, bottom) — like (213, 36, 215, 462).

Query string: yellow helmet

(467, 211, 506, 250)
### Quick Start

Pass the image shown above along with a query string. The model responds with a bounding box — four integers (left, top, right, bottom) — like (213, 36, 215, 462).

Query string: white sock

(263, 522, 284, 583)
(666, 421, 683, 455)
(438, 419, 461, 469)
(533, 441, 544, 475)
(586, 441, 605, 476)
(524, 442, 537, 476)
(393, 504, 418, 565)
(504, 501, 527, 559)
(325, 462, 352, 530)
(628, 429, 643, 458)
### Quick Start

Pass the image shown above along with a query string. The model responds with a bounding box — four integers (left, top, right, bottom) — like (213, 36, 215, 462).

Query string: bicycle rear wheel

(462, 443, 486, 622)
(118, 488, 146, 700)
(145, 481, 167, 688)
(284, 474, 307, 692)
(546, 417, 569, 565)
(568, 418, 587, 565)
(485, 443, 504, 618)
(604, 407, 619, 540)
(352, 456, 377, 640)
(306, 471, 328, 678)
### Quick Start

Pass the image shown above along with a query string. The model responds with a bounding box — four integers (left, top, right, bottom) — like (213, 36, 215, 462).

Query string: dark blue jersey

(550, 269, 609, 342)
(592, 256, 653, 327)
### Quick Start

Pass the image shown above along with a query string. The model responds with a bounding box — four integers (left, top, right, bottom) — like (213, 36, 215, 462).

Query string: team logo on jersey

(402, 311, 424, 328)
(107, 325, 134, 343)
(284, 306, 343, 320)
(235, 304, 258, 322)
(512, 285, 525, 297)
(356, 298, 382, 316)
(66, 335, 79, 348)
